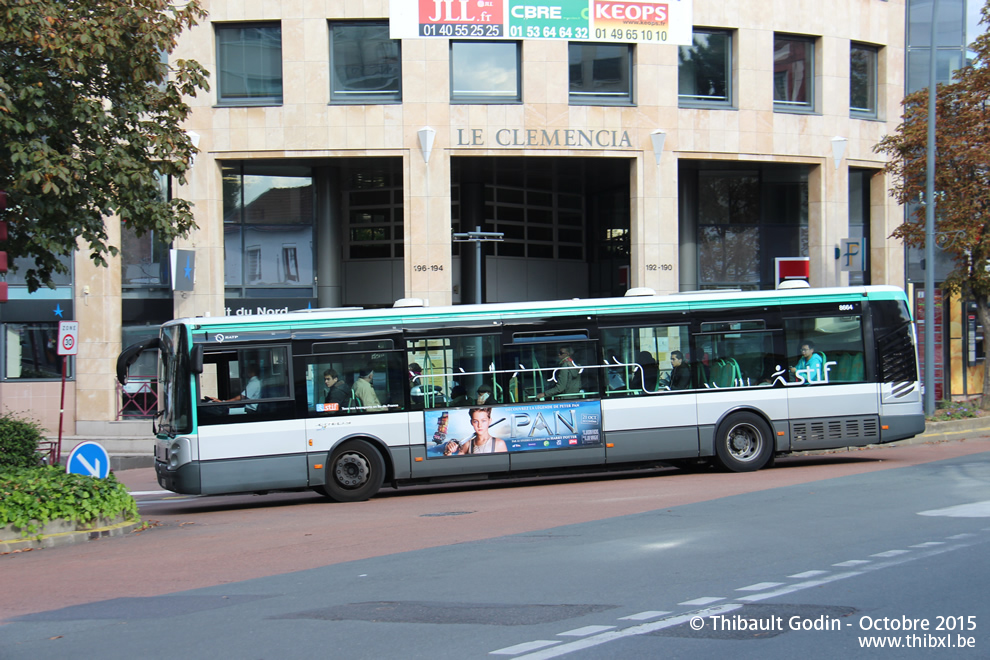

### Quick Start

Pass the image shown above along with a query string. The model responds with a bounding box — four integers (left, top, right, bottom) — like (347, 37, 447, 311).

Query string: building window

(568, 43, 633, 105)
(344, 159, 404, 259)
(773, 34, 815, 113)
(850, 43, 878, 118)
(679, 29, 732, 107)
(4, 323, 72, 380)
(216, 23, 283, 105)
(222, 163, 314, 297)
(451, 41, 521, 103)
(329, 22, 401, 104)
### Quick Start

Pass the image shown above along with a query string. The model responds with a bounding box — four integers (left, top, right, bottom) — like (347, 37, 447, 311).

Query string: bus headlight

(169, 442, 181, 469)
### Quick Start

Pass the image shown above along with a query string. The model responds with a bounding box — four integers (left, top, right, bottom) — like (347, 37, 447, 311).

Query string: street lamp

(453, 227, 503, 304)
(923, 0, 939, 416)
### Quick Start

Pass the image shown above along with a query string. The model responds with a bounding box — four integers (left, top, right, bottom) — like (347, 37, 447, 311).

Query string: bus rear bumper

(156, 460, 202, 495)
(879, 413, 926, 444)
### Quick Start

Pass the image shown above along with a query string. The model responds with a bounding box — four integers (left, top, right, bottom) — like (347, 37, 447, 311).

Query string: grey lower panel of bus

(158, 455, 308, 495)
(880, 412, 926, 443)
(510, 446, 605, 471)
(604, 426, 699, 463)
(789, 415, 882, 451)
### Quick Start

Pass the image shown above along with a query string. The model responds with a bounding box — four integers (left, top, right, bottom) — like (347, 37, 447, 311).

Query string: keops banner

(390, 0, 693, 45)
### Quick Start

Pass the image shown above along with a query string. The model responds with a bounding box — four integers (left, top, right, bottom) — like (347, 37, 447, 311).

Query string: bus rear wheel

(321, 439, 385, 502)
(714, 412, 773, 472)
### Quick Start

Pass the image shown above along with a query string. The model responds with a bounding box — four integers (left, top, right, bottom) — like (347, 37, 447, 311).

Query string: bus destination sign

(389, 0, 693, 45)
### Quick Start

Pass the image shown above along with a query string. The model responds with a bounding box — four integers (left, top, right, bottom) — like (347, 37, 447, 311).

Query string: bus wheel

(714, 412, 772, 472)
(322, 440, 384, 502)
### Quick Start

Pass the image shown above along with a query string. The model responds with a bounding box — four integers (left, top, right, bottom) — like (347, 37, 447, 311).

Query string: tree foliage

(0, 0, 209, 291)
(875, 2, 990, 407)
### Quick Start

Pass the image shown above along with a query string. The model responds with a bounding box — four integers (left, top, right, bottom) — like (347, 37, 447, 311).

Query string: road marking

(678, 596, 724, 606)
(509, 604, 743, 659)
(737, 582, 784, 591)
(919, 500, 990, 517)
(909, 541, 945, 548)
(491, 640, 561, 655)
(833, 560, 871, 567)
(557, 626, 615, 637)
(618, 611, 671, 621)
(788, 570, 828, 579)
(871, 550, 909, 557)
(129, 490, 172, 496)
(946, 533, 977, 539)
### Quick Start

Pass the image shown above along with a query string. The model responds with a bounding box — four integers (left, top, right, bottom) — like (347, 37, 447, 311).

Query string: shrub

(929, 399, 983, 422)
(0, 466, 139, 537)
(0, 412, 47, 470)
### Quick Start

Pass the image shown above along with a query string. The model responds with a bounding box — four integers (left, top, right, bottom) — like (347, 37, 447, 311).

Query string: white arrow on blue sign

(66, 441, 111, 479)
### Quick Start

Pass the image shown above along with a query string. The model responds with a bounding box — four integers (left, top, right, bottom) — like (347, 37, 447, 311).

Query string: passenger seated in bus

(790, 339, 824, 382)
(205, 365, 261, 412)
(443, 407, 508, 455)
(449, 385, 471, 406)
(668, 350, 692, 390)
(630, 350, 659, 392)
(538, 346, 582, 400)
(353, 365, 387, 411)
(476, 383, 494, 404)
(323, 368, 349, 411)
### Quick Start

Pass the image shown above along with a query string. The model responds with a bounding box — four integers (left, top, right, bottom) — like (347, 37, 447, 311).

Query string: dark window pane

(569, 43, 632, 105)
(330, 23, 401, 103)
(679, 30, 731, 105)
(773, 35, 813, 111)
(850, 44, 877, 116)
(216, 24, 283, 104)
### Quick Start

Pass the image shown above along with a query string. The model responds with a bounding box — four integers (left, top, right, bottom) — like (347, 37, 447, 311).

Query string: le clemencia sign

(389, 0, 693, 46)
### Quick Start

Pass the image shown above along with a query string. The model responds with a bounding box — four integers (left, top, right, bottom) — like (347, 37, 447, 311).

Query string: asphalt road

(2, 437, 989, 659)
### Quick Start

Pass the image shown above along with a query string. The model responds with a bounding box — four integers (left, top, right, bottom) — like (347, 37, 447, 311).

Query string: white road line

(677, 596, 724, 606)
(490, 640, 561, 655)
(871, 550, 910, 557)
(788, 570, 828, 579)
(738, 571, 863, 603)
(618, 611, 671, 621)
(918, 501, 990, 518)
(946, 533, 977, 539)
(909, 541, 946, 548)
(557, 626, 615, 637)
(510, 604, 743, 660)
(736, 582, 784, 591)
(129, 490, 172, 496)
(833, 560, 871, 567)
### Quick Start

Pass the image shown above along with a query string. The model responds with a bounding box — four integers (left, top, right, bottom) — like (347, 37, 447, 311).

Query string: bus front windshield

(158, 325, 192, 435)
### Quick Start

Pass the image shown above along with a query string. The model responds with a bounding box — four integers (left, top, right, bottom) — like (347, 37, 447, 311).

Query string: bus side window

(784, 315, 865, 384)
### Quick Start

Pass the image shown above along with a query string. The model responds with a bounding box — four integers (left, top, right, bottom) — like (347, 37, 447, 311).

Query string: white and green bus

(117, 285, 924, 502)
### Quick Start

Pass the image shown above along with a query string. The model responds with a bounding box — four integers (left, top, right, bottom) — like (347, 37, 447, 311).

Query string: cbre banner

(0, 190, 7, 302)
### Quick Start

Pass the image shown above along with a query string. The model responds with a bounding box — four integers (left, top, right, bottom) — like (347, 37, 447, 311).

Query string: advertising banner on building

(425, 400, 602, 457)
(390, 0, 693, 45)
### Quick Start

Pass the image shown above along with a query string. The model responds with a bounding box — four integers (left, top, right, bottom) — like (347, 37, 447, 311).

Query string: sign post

(56, 320, 79, 463)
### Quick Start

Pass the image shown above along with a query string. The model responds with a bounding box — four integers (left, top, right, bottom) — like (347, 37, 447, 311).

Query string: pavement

(4, 416, 989, 554)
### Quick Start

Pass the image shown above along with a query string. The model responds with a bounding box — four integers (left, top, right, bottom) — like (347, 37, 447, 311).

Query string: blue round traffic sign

(66, 441, 111, 479)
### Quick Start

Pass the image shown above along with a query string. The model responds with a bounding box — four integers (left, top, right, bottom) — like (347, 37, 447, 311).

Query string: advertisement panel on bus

(425, 400, 602, 457)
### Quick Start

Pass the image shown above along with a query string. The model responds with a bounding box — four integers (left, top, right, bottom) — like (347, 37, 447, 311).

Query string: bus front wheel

(714, 412, 773, 472)
(322, 439, 385, 502)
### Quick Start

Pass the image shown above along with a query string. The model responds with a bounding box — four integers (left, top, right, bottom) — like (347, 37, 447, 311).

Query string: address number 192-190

(645, 264, 673, 271)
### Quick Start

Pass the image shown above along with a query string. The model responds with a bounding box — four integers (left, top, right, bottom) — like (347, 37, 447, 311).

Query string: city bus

(116, 285, 924, 502)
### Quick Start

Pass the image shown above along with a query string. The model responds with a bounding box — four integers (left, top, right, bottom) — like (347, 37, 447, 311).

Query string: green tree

(875, 3, 990, 409)
(0, 0, 209, 291)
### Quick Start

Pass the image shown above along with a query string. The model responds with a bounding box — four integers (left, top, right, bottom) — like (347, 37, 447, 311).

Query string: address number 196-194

(414, 264, 444, 272)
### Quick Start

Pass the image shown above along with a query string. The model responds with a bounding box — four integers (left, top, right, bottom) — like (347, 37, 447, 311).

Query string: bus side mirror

(191, 345, 204, 374)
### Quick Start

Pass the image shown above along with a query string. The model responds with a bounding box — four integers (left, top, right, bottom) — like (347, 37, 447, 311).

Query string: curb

(0, 518, 141, 554)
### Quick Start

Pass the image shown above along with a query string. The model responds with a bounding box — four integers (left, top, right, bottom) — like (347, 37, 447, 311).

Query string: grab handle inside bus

(191, 345, 204, 375)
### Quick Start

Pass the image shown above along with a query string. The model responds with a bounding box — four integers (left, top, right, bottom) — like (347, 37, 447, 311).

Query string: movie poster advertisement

(424, 400, 602, 458)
